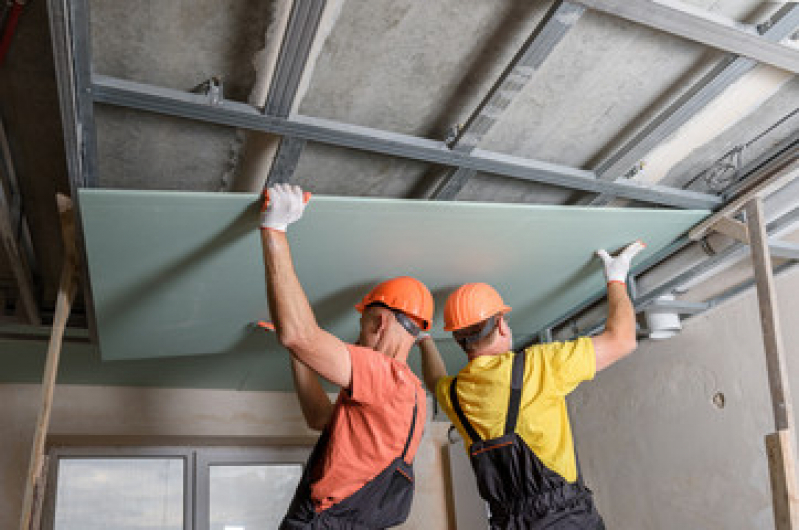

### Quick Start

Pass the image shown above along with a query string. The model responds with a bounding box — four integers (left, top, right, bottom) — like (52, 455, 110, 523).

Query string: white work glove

(596, 240, 646, 285)
(260, 184, 309, 232)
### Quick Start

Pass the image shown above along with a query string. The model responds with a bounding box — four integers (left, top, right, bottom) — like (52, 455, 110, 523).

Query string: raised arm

(261, 185, 353, 391)
(416, 333, 448, 393)
(591, 240, 644, 371)
(289, 356, 334, 431)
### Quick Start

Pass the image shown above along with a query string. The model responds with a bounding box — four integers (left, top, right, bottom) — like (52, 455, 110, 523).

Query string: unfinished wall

(0, 385, 453, 529)
(571, 266, 799, 529)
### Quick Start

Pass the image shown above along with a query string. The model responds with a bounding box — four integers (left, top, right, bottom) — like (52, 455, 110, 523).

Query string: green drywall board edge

(0, 338, 463, 391)
(74, 189, 707, 379)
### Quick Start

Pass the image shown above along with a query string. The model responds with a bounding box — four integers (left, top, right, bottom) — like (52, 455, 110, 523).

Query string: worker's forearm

(261, 229, 319, 344)
(290, 356, 333, 431)
(604, 282, 636, 346)
(418, 337, 447, 393)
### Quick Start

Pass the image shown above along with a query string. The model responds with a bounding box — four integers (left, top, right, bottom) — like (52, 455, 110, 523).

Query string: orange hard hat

(355, 276, 434, 331)
(444, 283, 511, 331)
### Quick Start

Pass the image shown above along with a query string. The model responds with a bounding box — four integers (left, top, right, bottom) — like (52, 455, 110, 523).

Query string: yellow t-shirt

(435, 337, 595, 483)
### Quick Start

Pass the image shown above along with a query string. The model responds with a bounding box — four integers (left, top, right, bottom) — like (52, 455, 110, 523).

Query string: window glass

(54, 458, 183, 530)
(209, 464, 302, 530)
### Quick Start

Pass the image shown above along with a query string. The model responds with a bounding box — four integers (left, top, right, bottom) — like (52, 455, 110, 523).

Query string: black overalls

(449, 351, 605, 530)
(280, 397, 418, 529)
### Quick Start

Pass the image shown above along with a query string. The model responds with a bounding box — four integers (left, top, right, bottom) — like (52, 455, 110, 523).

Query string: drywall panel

(0, 336, 463, 391)
(79, 189, 707, 362)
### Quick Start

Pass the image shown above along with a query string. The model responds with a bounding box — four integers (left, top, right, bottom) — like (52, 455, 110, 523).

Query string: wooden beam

(689, 158, 799, 241)
(18, 195, 78, 530)
(747, 197, 799, 529)
(574, 0, 799, 73)
(710, 216, 749, 243)
(766, 430, 799, 530)
(747, 197, 794, 430)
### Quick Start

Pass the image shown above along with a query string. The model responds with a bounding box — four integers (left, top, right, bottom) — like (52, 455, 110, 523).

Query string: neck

(374, 333, 411, 363)
(466, 349, 502, 362)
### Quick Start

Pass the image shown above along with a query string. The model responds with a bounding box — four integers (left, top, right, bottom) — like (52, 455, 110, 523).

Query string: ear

(366, 312, 383, 334)
(497, 316, 510, 336)
(376, 310, 392, 334)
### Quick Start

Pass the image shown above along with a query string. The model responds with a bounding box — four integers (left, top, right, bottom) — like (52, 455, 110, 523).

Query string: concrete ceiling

(0, 0, 797, 331)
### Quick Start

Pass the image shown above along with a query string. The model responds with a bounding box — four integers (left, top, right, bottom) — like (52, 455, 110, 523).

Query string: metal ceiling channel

(533, 126, 799, 343)
(90, 75, 720, 210)
(0, 119, 39, 325)
(574, 0, 799, 73)
(432, 0, 586, 200)
(46, 0, 99, 340)
(573, 203, 799, 339)
(585, 4, 799, 206)
(264, 0, 326, 186)
(45, 0, 775, 345)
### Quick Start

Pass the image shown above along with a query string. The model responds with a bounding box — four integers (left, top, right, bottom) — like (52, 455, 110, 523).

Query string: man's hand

(592, 240, 644, 371)
(596, 240, 646, 285)
(261, 184, 309, 232)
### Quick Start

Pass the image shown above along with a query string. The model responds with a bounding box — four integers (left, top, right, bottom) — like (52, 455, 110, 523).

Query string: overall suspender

(449, 350, 526, 443)
(400, 392, 419, 462)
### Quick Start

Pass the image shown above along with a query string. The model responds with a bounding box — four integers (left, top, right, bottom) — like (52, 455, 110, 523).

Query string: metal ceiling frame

(586, 4, 799, 206)
(431, 0, 586, 200)
(574, 0, 799, 73)
(44, 0, 799, 340)
(91, 74, 719, 209)
(46, 0, 98, 339)
(264, 0, 326, 186)
(0, 119, 39, 325)
(532, 141, 799, 343)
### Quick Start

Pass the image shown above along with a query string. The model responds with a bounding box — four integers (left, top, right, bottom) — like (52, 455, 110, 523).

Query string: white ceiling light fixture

(644, 293, 683, 340)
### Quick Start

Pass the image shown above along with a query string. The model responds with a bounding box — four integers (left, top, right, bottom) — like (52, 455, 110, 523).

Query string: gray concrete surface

(570, 265, 799, 529)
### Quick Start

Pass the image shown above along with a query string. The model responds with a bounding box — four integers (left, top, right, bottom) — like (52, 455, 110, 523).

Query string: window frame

(42, 444, 312, 530)
(195, 446, 310, 530)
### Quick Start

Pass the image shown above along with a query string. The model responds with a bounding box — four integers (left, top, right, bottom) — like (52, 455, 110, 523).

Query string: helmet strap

(454, 314, 500, 349)
(366, 302, 421, 338)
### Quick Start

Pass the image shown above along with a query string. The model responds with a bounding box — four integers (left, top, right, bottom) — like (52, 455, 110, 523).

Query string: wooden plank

(18, 195, 78, 530)
(747, 197, 799, 530)
(747, 197, 794, 431)
(690, 158, 799, 241)
(766, 430, 799, 530)
(711, 216, 749, 243)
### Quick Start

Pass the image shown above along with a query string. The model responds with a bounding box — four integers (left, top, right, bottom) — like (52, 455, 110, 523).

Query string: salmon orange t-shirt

(309, 344, 426, 511)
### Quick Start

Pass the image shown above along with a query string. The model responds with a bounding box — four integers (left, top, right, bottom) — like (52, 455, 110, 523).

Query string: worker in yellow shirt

(418, 241, 645, 529)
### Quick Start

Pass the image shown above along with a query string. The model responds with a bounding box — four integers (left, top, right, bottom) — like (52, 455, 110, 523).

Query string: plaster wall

(0, 385, 453, 529)
(570, 265, 799, 529)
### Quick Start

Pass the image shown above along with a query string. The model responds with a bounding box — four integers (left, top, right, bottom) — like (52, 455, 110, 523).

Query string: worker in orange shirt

(418, 241, 645, 529)
(260, 184, 430, 529)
